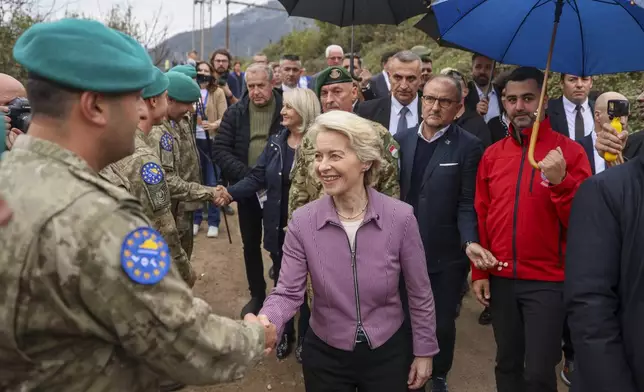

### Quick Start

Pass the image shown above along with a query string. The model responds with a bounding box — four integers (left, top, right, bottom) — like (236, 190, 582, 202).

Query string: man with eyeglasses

(395, 75, 490, 392)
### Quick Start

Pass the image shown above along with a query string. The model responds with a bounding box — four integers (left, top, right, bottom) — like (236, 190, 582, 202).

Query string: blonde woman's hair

(282, 88, 321, 134)
(307, 110, 383, 187)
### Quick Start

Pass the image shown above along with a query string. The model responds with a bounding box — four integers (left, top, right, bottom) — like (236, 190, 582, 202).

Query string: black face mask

(197, 74, 213, 85)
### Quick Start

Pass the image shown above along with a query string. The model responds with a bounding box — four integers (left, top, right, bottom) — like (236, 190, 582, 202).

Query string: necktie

(575, 104, 585, 140)
(397, 106, 410, 135)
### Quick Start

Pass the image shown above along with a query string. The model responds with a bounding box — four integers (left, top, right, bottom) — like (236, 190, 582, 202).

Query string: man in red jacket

(471, 67, 591, 392)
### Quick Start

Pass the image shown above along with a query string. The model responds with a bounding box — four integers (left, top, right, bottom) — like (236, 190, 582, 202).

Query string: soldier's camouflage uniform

(148, 117, 212, 259)
(0, 135, 265, 391)
(100, 129, 196, 287)
(287, 120, 401, 305)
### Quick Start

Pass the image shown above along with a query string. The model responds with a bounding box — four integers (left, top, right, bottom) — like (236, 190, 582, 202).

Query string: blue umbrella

(428, 0, 644, 168)
(430, 0, 644, 76)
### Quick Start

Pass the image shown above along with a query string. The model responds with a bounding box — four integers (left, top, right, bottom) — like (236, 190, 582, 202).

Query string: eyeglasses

(422, 95, 457, 108)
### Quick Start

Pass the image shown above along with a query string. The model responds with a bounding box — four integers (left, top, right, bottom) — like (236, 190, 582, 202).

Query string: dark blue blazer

(579, 133, 603, 175)
(395, 124, 484, 272)
(227, 128, 291, 255)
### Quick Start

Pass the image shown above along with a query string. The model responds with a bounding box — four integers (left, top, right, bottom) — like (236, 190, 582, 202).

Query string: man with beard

(464, 54, 503, 123)
(209, 48, 239, 103)
(0, 18, 274, 391)
(471, 67, 591, 392)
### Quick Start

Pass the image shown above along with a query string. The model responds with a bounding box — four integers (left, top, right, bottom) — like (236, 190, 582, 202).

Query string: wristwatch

(463, 241, 474, 251)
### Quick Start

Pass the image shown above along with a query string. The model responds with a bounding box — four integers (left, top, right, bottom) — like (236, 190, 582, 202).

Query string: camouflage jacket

(0, 135, 265, 391)
(100, 130, 195, 286)
(147, 120, 213, 214)
(173, 116, 204, 211)
(287, 119, 401, 221)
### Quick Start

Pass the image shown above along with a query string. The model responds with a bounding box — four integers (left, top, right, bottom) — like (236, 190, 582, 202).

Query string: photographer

(1, 73, 29, 150)
(209, 48, 240, 104)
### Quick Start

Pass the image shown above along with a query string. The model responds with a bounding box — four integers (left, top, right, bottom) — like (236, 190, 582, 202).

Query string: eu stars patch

(160, 132, 173, 152)
(141, 162, 164, 185)
(120, 227, 171, 285)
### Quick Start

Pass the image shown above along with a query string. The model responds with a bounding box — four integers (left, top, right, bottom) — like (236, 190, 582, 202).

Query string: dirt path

(187, 206, 567, 392)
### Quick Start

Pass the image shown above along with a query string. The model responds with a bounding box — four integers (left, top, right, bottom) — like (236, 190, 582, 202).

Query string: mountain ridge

(157, 1, 314, 62)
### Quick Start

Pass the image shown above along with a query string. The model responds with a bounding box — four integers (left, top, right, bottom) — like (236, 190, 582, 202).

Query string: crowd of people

(1, 15, 644, 392)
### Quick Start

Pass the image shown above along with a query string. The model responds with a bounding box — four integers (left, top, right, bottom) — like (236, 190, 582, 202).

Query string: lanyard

(198, 91, 209, 117)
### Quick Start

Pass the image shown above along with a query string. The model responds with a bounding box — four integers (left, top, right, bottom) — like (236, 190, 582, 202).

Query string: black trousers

(237, 197, 266, 298)
(489, 276, 565, 392)
(302, 327, 410, 392)
(270, 251, 311, 339)
(429, 263, 469, 378)
(562, 317, 574, 361)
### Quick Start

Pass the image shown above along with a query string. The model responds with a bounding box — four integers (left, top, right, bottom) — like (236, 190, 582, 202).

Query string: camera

(7, 97, 31, 133)
(607, 99, 629, 118)
(217, 71, 229, 87)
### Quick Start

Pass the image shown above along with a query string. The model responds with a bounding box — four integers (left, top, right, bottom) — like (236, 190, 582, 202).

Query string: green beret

(166, 72, 200, 103)
(315, 66, 353, 98)
(13, 18, 155, 93)
(169, 65, 197, 79)
(142, 68, 169, 99)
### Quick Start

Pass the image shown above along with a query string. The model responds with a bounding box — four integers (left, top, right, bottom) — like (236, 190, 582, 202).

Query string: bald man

(1, 73, 27, 150)
(582, 92, 629, 175)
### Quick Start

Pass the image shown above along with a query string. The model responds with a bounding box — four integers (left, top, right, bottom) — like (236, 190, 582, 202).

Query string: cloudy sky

(38, 0, 272, 40)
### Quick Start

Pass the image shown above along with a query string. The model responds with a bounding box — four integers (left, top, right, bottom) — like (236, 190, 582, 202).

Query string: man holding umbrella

(471, 67, 591, 392)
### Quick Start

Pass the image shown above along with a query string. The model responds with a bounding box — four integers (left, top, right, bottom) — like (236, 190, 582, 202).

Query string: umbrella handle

(528, 1, 563, 169)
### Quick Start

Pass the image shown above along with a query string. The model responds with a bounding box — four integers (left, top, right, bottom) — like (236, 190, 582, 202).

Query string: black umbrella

(414, 10, 470, 52)
(278, 0, 430, 27)
(278, 0, 429, 79)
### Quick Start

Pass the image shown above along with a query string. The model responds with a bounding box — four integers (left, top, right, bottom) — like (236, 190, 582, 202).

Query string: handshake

(243, 313, 278, 355)
(210, 185, 233, 207)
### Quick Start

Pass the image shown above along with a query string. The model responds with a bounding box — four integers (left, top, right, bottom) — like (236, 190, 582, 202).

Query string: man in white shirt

(546, 74, 594, 140)
(357, 51, 422, 136)
(464, 54, 502, 123)
(279, 54, 302, 92)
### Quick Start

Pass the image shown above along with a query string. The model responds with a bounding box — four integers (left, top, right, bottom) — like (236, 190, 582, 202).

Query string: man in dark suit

(366, 50, 398, 99)
(594, 89, 644, 161)
(396, 75, 491, 392)
(357, 51, 423, 135)
(546, 74, 594, 141)
(464, 53, 503, 123)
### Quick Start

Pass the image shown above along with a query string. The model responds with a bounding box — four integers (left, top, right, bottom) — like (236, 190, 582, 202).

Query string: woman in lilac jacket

(258, 110, 439, 391)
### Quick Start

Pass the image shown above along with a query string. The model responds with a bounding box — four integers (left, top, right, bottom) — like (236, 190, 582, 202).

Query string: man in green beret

(288, 65, 401, 317)
(148, 71, 215, 260)
(0, 18, 275, 391)
(169, 64, 198, 79)
(100, 68, 200, 289)
(289, 66, 400, 220)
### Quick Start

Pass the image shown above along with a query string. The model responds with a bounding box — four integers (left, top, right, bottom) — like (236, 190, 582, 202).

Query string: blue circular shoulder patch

(120, 227, 171, 285)
(160, 132, 173, 152)
(141, 162, 164, 185)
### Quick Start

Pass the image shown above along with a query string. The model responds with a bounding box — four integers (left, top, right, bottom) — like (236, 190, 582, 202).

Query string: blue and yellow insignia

(141, 162, 164, 185)
(160, 132, 173, 152)
(120, 227, 170, 285)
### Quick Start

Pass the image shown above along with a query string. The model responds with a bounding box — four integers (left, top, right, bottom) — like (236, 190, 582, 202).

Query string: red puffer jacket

(472, 119, 592, 282)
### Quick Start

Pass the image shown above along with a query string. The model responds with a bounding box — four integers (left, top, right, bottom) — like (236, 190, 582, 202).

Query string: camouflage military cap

(315, 66, 353, 98)
(410, 45, 432, 58)
(13, 19, 155, 93)
(169, 64, 197, 79)
(166, 72, 200, 103)
(142, 68, 170, 99)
